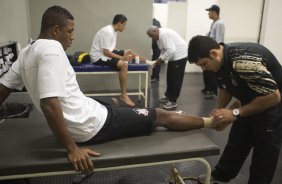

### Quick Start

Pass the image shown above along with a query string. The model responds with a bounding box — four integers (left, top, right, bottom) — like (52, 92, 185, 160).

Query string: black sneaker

(159, 96, 169, 104)
(151, 78, 159, 83)
(205, 91, 217, 99)
(201, 88, 209, 94)
(163, 101, 177, 110)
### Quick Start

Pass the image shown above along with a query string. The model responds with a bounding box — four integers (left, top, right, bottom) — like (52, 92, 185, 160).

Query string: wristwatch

(232, 108, 240, 118)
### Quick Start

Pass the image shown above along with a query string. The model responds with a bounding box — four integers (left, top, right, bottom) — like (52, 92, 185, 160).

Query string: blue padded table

(73, 63, 149, 107)
(0, 109, 219, 184)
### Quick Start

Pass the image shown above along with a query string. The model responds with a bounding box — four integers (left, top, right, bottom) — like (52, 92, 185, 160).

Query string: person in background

(0, 6, 219, 173)
(146, 26, 188, 111)
(202, 4, 225, 99)
(151, 18, 162, 83)
(188, 35, 282, 184)
(90, 14, 155, 106)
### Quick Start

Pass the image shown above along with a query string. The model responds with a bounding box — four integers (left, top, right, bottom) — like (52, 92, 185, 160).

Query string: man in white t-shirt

(90, 14, 155, 107)
(0, 6, 218, 173)
(146, 26, 188, 111)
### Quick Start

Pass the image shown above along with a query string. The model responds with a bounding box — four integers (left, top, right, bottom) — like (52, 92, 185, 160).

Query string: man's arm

(239, 89, 281, 117)
(103, 49, 130, 61)
(213, 89, 281, 131)
(0, 84, 13, 105)
(217, 88, 232, 108)
(40, 97, 100, 172)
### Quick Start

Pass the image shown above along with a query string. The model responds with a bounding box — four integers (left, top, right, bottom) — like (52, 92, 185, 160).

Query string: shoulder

(214, 19, 224, 27)
(102, 25, 114, 33)
(227, 43, 266, 73)
(160, 28, 171, 35)
(33, 40, 65, 57)
(216, 19, 225, 26)
(35, 39, 63, 50)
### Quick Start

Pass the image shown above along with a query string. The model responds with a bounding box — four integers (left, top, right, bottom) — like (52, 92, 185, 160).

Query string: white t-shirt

(2, 39, 107, 142)
(157, 28, 188, 61)
(90, 25, 117, 62)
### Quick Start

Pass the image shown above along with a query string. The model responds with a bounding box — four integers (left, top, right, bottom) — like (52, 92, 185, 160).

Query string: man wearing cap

(206, 5, 225, 43)
(202, 4, 225, 99)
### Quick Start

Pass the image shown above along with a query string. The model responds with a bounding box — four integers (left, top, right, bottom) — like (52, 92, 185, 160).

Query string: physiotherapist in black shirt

(188, 35, 282, 184)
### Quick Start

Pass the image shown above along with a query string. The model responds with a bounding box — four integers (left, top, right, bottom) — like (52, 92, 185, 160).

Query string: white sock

(202, 117, 215, 128)
(145, 60, 157, 66)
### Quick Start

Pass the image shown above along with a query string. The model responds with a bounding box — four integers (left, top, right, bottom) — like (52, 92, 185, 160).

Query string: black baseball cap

(206, 5, 220, 14)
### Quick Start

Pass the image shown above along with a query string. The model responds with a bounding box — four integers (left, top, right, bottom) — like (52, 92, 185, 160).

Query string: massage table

(0, 105, 219, 184)
(73, 63, 149, 107)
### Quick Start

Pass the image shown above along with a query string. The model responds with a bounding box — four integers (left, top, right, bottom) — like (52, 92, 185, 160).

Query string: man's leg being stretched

(153, 108, 215, 130)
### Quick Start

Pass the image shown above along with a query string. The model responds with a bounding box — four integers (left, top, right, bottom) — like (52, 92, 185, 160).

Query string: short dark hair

(40, 5, 74, 33)
(187, 35, 220, 64)
(112, 14, 127, 25)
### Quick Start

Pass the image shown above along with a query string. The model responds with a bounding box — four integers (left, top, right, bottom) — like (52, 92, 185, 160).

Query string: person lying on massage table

(0, 6, 222, 173)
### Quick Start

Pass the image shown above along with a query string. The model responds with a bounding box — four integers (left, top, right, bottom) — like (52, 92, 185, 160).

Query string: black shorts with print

(83, 97, 156, 144)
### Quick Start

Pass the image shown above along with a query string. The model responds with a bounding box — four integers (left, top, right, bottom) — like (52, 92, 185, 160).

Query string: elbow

(276, 92, 281, 104)
(103, 49, 110, 57)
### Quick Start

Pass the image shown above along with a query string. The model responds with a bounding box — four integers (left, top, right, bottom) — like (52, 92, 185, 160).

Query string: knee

(118, 60, 128, 70)
(125, 49, 133, 56)
(155, 108, 172, 123)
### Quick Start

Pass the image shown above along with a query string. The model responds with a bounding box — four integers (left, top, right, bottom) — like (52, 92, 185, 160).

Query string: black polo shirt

(216, 42, 282, 105)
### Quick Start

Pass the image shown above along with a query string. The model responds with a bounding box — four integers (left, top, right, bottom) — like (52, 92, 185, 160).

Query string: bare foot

(120, 95, 135, 107)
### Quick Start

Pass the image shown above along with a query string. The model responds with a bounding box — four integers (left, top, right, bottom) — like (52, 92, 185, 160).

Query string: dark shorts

(93, 50, 124, 68)
(82, 97, 156, 144)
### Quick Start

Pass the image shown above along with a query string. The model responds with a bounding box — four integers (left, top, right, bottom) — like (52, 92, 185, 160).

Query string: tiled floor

(1, 64, 282, 184)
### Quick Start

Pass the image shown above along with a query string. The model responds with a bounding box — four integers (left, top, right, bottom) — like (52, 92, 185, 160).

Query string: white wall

(0, 0, 30, 48)
(260, 0, 282, 64)
(167, 2, 187, 39)
(219, 0, 263, 43)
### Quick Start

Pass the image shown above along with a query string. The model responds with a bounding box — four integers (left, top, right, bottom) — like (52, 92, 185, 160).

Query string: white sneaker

(145, 60, 157, 66)
(198, 174, 228, 184)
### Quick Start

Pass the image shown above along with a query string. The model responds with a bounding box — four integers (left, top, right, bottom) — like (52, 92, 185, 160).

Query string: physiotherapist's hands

(68, 147, 101, 173)
(212, 108, 236, 131)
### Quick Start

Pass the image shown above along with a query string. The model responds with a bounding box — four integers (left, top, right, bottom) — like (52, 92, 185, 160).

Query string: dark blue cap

(206, 5, 220, 14)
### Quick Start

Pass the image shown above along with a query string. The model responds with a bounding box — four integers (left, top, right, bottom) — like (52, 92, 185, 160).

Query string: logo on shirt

(133, 108, 149, 116)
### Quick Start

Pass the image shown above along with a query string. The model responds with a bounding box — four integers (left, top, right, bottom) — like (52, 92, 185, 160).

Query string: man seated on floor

(90, 14, 155, 107)
(0, 6, 221, 173)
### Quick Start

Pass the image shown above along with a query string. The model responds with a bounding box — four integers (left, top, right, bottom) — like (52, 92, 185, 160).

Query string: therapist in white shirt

(146, 26, 188, 111)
